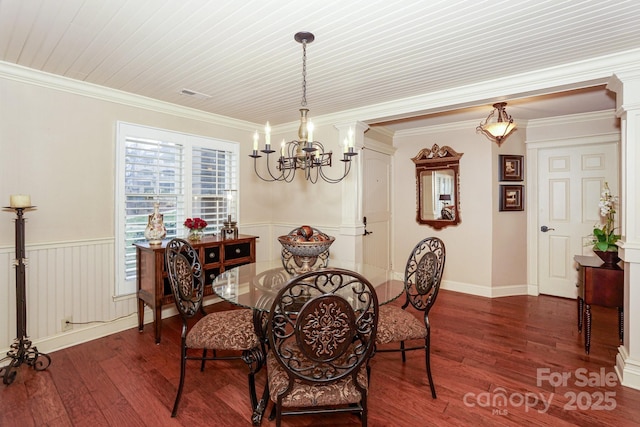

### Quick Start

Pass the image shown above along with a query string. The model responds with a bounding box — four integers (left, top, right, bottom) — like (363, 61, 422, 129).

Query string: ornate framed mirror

(412, 144, 463, 230)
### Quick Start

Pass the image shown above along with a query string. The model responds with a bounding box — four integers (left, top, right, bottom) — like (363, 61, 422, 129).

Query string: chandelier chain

(301, 39, 307, 107)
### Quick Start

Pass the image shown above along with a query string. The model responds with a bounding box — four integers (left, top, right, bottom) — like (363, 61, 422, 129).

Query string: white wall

(0, 64, 272, 357)
(392, 121, 527, 297)
(0, 63, 362, 357)
(491, 128, 528, 292)
(0, 60, 622, 360)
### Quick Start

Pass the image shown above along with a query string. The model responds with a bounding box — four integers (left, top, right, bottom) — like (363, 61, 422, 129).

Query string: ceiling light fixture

(476, 102, 517, 146)
(249, 32, 357, 183)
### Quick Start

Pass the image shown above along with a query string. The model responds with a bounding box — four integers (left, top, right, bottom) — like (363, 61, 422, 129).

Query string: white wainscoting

(0, 223, 398, 365)
(0, 238, 139, 360)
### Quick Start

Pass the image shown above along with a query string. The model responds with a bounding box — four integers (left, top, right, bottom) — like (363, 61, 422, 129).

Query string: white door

(538, 142, 619, 298)
(362, 148, 391, 269)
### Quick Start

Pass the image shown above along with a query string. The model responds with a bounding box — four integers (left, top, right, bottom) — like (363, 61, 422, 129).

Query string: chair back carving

(165, 238, 204, 319)
(268, 268, 378, 392)
(404, 237, 446, 313)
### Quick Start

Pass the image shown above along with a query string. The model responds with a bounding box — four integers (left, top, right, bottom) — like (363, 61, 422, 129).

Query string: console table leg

(137, 298, 145, 332)
(585, 304, 592, 354)
(618, 307, 624, 343)
(577, 296, 584, 332)
(154, 305, 162, 344)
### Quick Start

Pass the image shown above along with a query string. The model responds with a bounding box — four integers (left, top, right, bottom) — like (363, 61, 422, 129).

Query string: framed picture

(499, 155, 524, 181)
(499, 185, 524, 211)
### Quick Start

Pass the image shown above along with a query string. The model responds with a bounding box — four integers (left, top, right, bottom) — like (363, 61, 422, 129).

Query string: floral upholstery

(186, 308, 260, 351)
(374, 237, 445, 400)
(267, 346, 368, 408)
(376, 305, 427, 345)
(164, 238, 264, 418)
(267, 269, 377, 426)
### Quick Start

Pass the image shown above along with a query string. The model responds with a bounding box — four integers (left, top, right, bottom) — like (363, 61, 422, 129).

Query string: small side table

(574, 255, 623, 354)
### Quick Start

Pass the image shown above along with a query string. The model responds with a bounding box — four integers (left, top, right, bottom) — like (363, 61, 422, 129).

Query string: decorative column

(607, 71, 640, 391)
(335, 121, 369, 263)
(1, 202, 51, 385)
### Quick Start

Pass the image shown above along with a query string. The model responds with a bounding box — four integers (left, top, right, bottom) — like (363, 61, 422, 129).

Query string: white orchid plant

(591, 182, 620, 252)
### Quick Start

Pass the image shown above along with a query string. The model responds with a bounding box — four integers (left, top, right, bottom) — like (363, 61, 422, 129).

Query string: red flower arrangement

(183, 217, 208, 230)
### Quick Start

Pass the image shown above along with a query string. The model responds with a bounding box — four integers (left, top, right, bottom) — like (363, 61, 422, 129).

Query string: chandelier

(249, 32, 357, 184)
(476, 102, 517, 146)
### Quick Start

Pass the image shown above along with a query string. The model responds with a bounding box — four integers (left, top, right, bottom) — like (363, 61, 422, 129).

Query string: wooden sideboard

(135, 234, 257, 343)
(574, 255, 623, 354)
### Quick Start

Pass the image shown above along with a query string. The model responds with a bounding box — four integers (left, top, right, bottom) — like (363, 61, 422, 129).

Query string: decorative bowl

(277, 235, 335, 258)
(278, 226, 335, 273)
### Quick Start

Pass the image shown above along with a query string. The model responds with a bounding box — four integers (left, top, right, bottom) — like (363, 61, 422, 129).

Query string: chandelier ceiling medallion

(476, 102, 517, 146)
(249, 32, 357, 184)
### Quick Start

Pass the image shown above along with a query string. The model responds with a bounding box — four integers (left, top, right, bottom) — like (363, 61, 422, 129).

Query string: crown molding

(0, 61, 256, 132)
(307, 48, 640, 125)
(3, 46, 638, 135)
(392, 119, 482, 137)
(525, 131, 619, 148)
(363, 138, 396, 155)
(392, 110, 617, 138)
(527, 110, 617, 129)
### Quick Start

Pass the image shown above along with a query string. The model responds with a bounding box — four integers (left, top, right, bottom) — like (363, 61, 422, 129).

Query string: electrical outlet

(61, 316, 73, 332)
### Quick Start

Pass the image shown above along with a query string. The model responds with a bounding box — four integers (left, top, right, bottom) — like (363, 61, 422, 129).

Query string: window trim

(115, 121, 239, 297)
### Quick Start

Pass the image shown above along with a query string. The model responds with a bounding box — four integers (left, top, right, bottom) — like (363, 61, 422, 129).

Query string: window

(115, 122, 238, 296)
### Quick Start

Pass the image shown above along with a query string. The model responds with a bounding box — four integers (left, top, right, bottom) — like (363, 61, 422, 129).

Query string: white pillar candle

(307, 121, 314, 143)
(265, 122, 271, 147)
(253, 131, 259, 151)
(10, 194, 31, 208)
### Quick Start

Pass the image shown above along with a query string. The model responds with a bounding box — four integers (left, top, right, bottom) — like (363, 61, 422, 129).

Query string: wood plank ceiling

(1, 0, 639, 129)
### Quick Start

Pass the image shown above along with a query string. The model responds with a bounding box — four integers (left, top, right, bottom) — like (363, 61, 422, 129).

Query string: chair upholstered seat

(374, 237, 445, 399)
(266, 348, 368, 408)
(376, 305, 427, 345)
(186, 309, 260, 350)
(164, 238, 265, 418)
(267, 268, 378, 426)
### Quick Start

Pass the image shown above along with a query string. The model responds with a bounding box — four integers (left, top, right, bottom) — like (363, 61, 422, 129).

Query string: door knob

(540, 225, 555, 232)
(363, 216, 373, 236)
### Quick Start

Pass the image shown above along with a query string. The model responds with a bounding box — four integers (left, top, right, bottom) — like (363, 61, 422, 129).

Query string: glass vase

(188, 228, 204, 241)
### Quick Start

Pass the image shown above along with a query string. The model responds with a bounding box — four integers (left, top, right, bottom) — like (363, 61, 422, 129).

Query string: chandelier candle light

(250, 32, 357, 184)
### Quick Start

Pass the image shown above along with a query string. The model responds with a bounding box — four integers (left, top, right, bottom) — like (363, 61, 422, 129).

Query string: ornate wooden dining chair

(267, 268, 379, 427)
(376, 237, 445, 398)
(164, 238, 264, 417)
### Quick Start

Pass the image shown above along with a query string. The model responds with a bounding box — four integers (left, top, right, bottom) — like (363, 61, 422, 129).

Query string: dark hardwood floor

(2, 289, 640, 426)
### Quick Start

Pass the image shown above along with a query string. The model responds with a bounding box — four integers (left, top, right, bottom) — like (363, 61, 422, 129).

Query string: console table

(135, 234, 257, 343)
(574, 255, 623, 354)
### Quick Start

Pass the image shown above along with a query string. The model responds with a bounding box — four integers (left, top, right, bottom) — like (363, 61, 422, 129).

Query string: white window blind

(115, 122, 238, 296)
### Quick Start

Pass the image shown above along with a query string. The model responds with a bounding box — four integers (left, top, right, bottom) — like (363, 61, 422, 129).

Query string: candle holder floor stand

(1, 206, 51, 385)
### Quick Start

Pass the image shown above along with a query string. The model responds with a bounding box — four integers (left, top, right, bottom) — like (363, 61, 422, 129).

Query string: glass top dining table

(211, 259, 405, 312)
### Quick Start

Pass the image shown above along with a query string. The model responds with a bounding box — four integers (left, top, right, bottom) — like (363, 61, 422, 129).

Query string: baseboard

(616, 345, 640, 391)
(0, 311, 140, 368)
(441, 280, 529, 298)
(0, 293, 232, 370)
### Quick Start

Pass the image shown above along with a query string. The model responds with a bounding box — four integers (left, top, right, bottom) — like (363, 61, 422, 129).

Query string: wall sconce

(476, 102, 517, 146)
